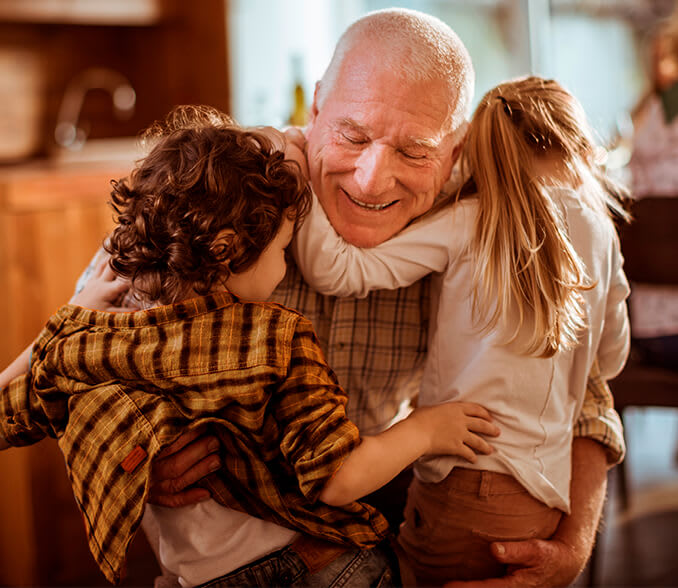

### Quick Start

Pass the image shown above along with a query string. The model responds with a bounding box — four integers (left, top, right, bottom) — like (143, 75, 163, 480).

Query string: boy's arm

(0, 372, 49, 450)
(0, 256, 134, 451)
(319, 402, 499, 506)
(293, 195, 454, 298)
(0, 343, 32, 393)
(275, 316, 499, 505)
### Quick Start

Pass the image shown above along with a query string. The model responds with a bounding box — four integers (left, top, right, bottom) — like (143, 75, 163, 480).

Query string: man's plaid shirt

(0, 293, 389, 584)
(273, 258, 626, 462)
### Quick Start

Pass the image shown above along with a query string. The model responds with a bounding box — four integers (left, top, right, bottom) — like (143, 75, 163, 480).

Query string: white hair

(317, 8, 475, 135)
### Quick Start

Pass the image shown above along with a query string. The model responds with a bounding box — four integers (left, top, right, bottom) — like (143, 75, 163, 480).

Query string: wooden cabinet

(0, 0, 231, 159)
(0, 162, 161, 586)
(0, 2, 232, 583)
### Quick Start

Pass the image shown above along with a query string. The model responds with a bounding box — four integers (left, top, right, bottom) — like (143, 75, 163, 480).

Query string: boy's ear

(213, 228, 236, 260)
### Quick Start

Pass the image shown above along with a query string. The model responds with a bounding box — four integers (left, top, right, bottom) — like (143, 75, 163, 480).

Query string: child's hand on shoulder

(282, 127, 309, 179)
(70, 255, 134, 312)
(254, 126, 309, 180)
(413, 402, 500, 463)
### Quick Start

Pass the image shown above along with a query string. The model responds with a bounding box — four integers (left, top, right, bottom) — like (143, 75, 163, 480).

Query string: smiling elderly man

(70, 8, 623, 588)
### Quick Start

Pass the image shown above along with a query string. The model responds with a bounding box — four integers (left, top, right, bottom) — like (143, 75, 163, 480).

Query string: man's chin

(337, 225, 398, 248)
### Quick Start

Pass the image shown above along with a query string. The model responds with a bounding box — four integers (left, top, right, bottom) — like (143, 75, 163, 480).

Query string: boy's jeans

(196, 539, 398, 587)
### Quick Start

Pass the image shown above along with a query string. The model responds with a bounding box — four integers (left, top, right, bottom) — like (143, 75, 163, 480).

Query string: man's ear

(306, 82, 321, 132)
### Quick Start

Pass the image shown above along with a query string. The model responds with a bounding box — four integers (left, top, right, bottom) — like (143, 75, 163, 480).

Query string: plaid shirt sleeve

(574, 359, 625, 465)
(0, 373, 49, 446)
(275, 315, 361, 502)
(0, 312, 71, 446)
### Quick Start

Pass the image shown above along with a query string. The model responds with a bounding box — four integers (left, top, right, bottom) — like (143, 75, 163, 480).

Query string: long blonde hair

(461, 76, 629, 357)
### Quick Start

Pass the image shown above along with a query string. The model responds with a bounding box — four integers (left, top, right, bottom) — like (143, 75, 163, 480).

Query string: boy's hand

(147, 426, 221, 507)
(413, 402, 500, 463)
(70, 255, 134, 312)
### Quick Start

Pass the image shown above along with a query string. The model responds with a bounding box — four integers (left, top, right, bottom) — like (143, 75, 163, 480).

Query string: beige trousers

(397, 467, 563, 586)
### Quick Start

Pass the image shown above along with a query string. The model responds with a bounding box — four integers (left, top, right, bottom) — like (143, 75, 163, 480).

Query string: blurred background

(0, 0, 676, 586)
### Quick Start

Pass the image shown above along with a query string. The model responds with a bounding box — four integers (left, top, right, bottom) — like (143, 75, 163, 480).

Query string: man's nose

(354, 144, 397, 196)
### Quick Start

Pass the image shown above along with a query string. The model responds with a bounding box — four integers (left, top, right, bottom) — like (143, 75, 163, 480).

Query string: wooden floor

(579, 407, 678, 588)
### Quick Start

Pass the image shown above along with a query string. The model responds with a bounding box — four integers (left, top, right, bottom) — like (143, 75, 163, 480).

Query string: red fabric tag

(121, 445, 147, 473)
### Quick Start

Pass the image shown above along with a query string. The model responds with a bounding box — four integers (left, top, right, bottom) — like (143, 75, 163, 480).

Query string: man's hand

(443, 539, 580, 588)
(70, 255, 133, 312)
(148, 426, 222, 507)
(444, 438, 608, 588)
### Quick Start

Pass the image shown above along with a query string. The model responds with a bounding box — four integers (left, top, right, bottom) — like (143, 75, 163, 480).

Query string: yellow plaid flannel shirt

(273, 259, 625, 462)
(0, 293, 388, 584)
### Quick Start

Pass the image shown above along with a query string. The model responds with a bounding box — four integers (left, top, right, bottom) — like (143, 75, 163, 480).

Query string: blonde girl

(291, 76, 631, 584)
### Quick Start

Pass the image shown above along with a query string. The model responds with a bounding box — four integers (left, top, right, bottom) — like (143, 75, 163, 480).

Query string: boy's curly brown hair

(104, 105, 311, 305)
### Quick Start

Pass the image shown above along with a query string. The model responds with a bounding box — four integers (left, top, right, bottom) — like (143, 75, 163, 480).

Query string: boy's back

(0, 293, 388, 583)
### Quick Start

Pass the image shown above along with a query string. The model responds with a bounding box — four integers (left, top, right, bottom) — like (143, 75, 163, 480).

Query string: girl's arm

(319, 401, 499, 506)
(293, 196, 462, 298)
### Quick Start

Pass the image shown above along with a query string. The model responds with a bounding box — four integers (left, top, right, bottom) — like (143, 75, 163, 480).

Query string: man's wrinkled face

(305, 50, 459, 248)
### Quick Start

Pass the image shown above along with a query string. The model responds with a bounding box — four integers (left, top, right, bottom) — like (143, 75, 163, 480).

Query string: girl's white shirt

(293, 185, 630, 512)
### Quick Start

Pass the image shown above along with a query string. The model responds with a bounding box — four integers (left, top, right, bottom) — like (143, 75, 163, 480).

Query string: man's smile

(342, 189, 399, 211)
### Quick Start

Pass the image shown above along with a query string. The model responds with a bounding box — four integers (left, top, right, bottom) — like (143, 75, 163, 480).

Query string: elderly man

(77, 8, 622, 587)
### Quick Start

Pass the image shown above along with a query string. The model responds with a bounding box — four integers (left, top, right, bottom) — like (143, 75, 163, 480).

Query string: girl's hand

(283, 127, 309, 179)
(70, 255, 134, 312)
(254, 125, 309, 179)
(283, 126, 306, 151)
(413, 402, 500, 463)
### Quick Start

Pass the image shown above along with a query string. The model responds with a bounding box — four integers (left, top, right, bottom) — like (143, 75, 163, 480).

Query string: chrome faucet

(54, 67, 136, 150)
